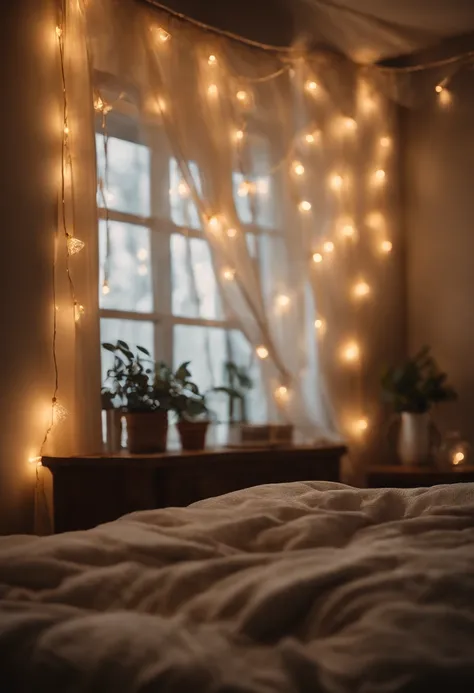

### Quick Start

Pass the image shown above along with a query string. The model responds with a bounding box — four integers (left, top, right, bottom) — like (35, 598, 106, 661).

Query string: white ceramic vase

(397, 412, 431, 466)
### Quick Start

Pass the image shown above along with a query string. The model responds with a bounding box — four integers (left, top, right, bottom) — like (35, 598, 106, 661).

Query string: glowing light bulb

(102, 280, 110, 295)
(435, 84, 443, 93)
(52, 399, 68, 424)
(374, 169, 386, 183)
(275, 385, 288, 400)
(227, 227, 237, 238)
(314, 318, 325, 331)
(74, 303, 85, 322)
(234, 129, 244, 142)
(453, 451, 465, 465)
(312, 252, 323, 264)
(352, 281, 371, 299)
(299, 200, 312, 212)
(341, 341, 360, 363)
(207, 84, 218, 97)
(238, 180, 252, 197)
(236, 90, 249, 104)
(64, 126, 69, 136)
(137, 248, 148, 261)
(256, 345, 269, 359)
(222, 267, 235, 281)
(305, 130, 320, 144)
(157, 27, 170, 42)
(208, 215, 222, 233)
(330, 174, 343, 191)
(380, 136, 391, 149)
(344, 117, 357, 131)
(29, 456, 42, 466)
(276, 294, 290, 308)
(55, 26, 62, 38)
(137, 264, 148, 276)
(353, 418, 369, 435)
(292, 161, 305, 176)
(305, 80, 318, 92)
(208, 54, 217, 65)
(342, 223, 355, 238)
(178, 181, 190, 197)
(323, 241, 334, 253)
(380, 240, 392, 254)
(67, 236, 85, 256)
(94, 96, 104, 112)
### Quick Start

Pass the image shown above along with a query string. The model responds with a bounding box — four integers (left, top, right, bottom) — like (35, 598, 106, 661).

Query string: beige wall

(0, 0, 60, 533)
(403, 71, 474, 442)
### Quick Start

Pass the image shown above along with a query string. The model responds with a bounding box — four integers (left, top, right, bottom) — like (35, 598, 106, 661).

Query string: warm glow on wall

(352, 418, 369, 435)
(438, 88, 452, 106)
(156, 27, 171, 43)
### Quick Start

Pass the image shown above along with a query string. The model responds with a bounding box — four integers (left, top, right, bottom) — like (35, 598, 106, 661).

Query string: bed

(1, 480, 474, 692)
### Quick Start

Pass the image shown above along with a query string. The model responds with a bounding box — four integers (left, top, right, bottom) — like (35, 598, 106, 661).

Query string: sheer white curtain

(84, 0, 401, 449)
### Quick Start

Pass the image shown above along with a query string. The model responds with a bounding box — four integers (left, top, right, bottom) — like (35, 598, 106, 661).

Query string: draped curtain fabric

(79, 0, 403, 452)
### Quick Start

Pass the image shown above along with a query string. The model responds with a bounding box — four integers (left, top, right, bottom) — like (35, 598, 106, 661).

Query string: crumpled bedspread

(1, 480, 474, 693)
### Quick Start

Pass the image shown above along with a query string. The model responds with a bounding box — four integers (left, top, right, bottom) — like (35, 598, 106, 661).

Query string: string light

(256, 178, 269, 195)
(207, 84, 218, 97)
(238, 180, 253, 197)
(236, 90, 250, 105)
(305, 80, 318, 93)
(256, 345, 269, 359)
(374, 169, 386, 183)
(314, 318, 325, 332)
(304, 131, 320, 145)
(299, 200, 312, 212)
(156, 27, 171, 42)
(102, 280, 110, 295)
(275, 385, 289, 401)
(208, 54, 217, 65)
(178, 181, 190, 197)
(380, 136, 391, 149)
(330, 173, 344, 191)
(234, 129, 244, 142)
(55, 26, 62, 37)
(435, 84, 444, 93)
(52, 399, 68, 424)
(352, 280, 371, 300)
(227, 227, 237, 238)
(63, 125, 69, 136)
(66, 236, 85, 255)
(137, 248, 148, 261)
(453, 451, 465, 465)
(344, 117, 357, 132)
(292, 161, 305, 176)
(341, 222, 356, 238)
(74, 303, 85, 322)
(276, 294, 290, 308)
(352, 418, 369, 435)
(94, 96, 104, 112)
(222, 267, 235, 281)
(323, 241, 334, 253)
(366, 211, 384, 231)
(341, 341, 360, 363)
(208, 215, 222, 233)
(312, 252, 323, 264)
(380, 240, 393, 254)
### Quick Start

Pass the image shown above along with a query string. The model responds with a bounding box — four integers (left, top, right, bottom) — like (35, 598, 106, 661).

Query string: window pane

(99, 220, 153, 312)
(233, 172, 274, 229)
(169, 158, 202, 230)
(100, 318, 154, 387)
(229, 330, 267, 424)
(96, 135, 150, 217)
(171, 234, 222, 319)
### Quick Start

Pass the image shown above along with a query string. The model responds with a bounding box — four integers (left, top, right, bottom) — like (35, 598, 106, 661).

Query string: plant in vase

(210, 361, 253, 444)
(102, 341, 168, 453)
(381, 346, 457, 465)
(171, 362, 210, 451)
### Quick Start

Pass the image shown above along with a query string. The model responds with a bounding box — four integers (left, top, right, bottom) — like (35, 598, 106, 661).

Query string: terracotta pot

(177, 420, 209, 451)
(126, 410, 168, 454)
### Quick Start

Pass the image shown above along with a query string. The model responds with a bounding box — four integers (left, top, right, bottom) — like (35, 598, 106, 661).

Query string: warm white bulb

(381, 240, 392, 254)
(238, 180, 252, 197)
(137, 248, 148, 261)
(227, 227, 237, 238)
(256, 345, 269, 359)
(330, 174, 344, 191)
(234, 129, 244, 142)
(74, 303, 85, 322)
(299, 200, 312, 212)
(353, 418, 369, 435)
(292, 161, 305, 176)
(67, 236, 85, 256)
(275, 385, 288, 400)
(276, 294, 290, 308)
(236, 90, 249, 104)
(178, 181, 190, 197)
(314, 318, 325, 332)
(29, 456, 42, 466)
(52, 400, 68, 424)
(352, 281, 371, 299)
(453, 451, 465, 465)
(64, 126, 69, 136)
(435, 84, 443, 94)
(366, 211, 384, 230)
(94, 96, 104, 112)
(312, 252, 323, 264)
(208, 54, 217, 65)
(102, 281, 110, 295)
(157, 27, 170, 42)
(323, 241, 334, 253)
(342, 341, 360, 363)
(55, 26, 62, 38)
(305, 80, 318, 92)
(305, 130, 320, 144)
(342, 223, 355, 238)
(380, 136, 391, 149)
(207, 84, 218, 97)
(374, 169, 386, 182)
(222, 268, 235, 281)
(208, 215, 222, 233)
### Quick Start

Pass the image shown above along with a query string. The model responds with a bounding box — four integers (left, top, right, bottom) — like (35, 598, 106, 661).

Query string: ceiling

(151, 0, 474, 62)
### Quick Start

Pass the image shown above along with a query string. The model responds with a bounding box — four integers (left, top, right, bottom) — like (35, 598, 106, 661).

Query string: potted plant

(381, 346, 457, 465)
(102, 341, 168, 454)
(172, 362, 210, 451)
(211, 361, 253, 444)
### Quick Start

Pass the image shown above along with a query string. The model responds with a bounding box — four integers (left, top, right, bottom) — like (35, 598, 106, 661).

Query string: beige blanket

(1, 481, 474, 692)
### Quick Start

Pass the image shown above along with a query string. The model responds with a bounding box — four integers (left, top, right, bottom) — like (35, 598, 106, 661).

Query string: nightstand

(366, 464, 474, 489)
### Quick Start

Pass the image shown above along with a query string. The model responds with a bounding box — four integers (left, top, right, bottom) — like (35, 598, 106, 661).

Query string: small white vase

(397, 412, 431, 466)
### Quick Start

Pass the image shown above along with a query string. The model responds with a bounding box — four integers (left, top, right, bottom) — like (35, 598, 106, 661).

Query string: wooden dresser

(43, 445, 346, 533)
(367, 464, 474, 489)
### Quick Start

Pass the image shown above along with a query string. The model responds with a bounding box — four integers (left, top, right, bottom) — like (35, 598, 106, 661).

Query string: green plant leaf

(102, 342, 117, 352)
(137, 345, 151, 356)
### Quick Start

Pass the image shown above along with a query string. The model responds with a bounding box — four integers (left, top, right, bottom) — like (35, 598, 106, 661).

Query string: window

(96, 114, 269, 444)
